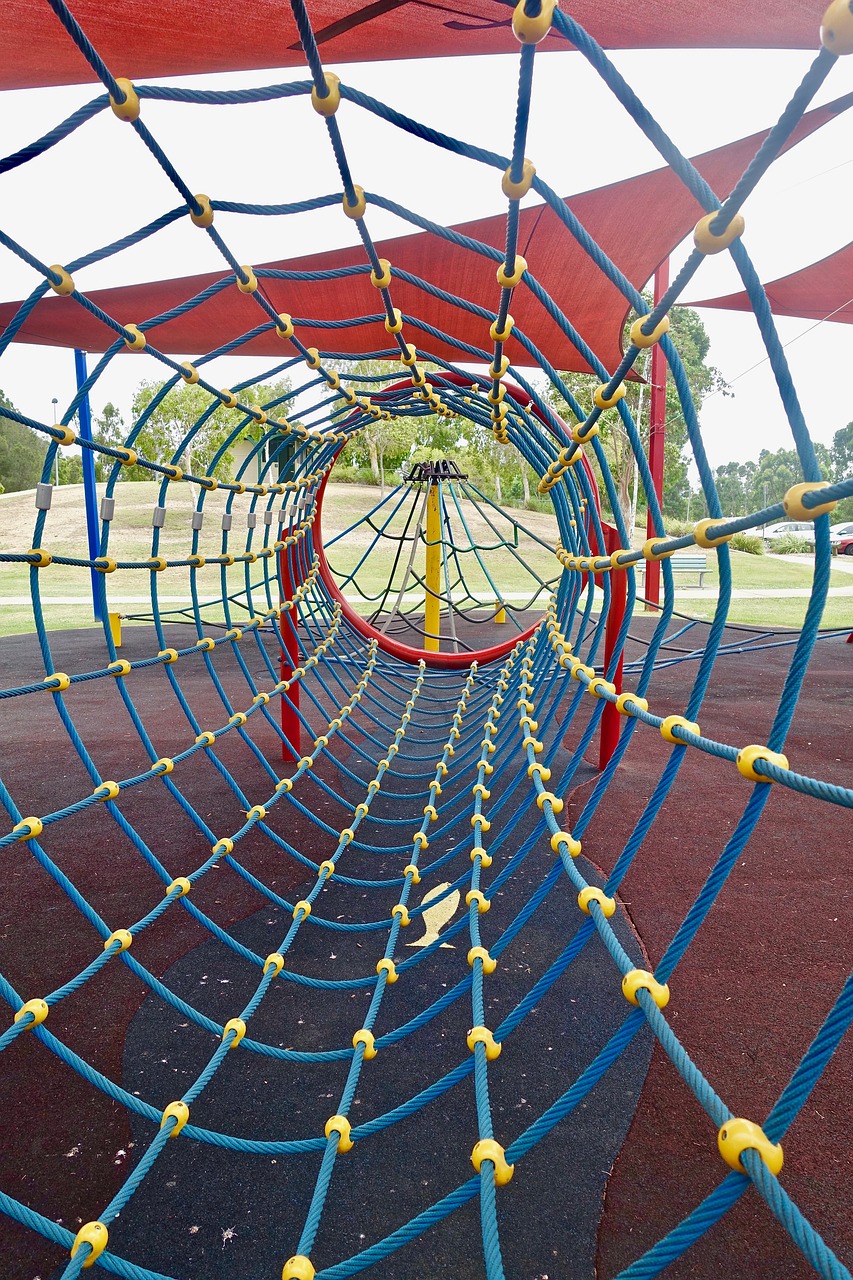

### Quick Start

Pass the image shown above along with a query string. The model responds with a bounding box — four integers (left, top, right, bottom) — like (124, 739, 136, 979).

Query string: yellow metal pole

(424, 480, 441, 652)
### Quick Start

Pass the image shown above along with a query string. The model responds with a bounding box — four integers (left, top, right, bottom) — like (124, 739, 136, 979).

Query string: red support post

(644, 259, 669, 611)
(279, 543, 301, 763)
(598, 522, 626, 771)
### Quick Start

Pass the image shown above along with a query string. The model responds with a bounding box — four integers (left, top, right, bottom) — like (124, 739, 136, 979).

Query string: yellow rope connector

(237, 265, 258, 294)
(222, 1017, 247, 1048)
(353, 1029, 377, 1059)
(325, 1114, 353, 1152)
(48, 264, 75, 296)
(496, 256, 527, 289)
(293, 900, 312, 920)
(466, 890, 491, 914)
(44, 671, 71, 691)
(392, 904, 410, 927)
(659, 715, 700, 745)
(717, 1118, 783, 1176)
(370, 258, 392, 289)
(822, 0, 853, 52)
(736, 744, 790, 783)
(467, 945, 497, 974)
(471, 1137, 514, 1185)
(311, 71, 341, 116)
(693, 518, 732, 548)
(615, 692, 648, 716)
(166, 877, 191, 898)
(104, 929, 133, 953)
(693, 210, 745, 255)
(403, 863, 422, 884)
(14, 998, 49, 1028)
(512, 0, 557, 43)
(108, 660, 131, 677)
(550, 830, 581, 858)
(629, 313, 670, 348)
(467, 1025, 502, 1060)
(94, 781, 120, 801)
(536, 791, 564, 814)
(70, 1221, 109, 1269)
(343, 185, 367, 220)
(471, 848, 493, 868)
(593, 382, 626, 410)
(282, 1256, 315, 1280)
(109, 78, 140, 122)
(577, 886, 616, 918)
(264, 953, 285, 977)
(160, 1100, 190, 1137)
(502, 158, 536, 199)
(123, 324, 146, 352)
(782, 480, 837, 521)
(622, 969, 670, 1009)
(376, 958, 398, 984)
(319, 860, 336, 879)
(189, 195, 214, 228)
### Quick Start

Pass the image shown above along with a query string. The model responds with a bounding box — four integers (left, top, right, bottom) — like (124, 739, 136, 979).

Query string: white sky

(0, 41, 851, 479)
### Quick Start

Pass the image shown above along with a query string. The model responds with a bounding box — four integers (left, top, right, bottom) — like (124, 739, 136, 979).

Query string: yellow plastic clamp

(237, 265, 258, 294)
(370, 258, 392, 289)
(629, 314, 670, 349)
(392, 904, 410, 927)
(527, 762, 551, 781)
(736, 744, 789, 783)
(264, 953, 285, 977)
(551, 830, 582, 858)
(274, 777, 293, 793)
(123, 324, 146, 352)
(189, 195, 214, 228)
(573, 420, 599, 443)
(26, 548, 50, 573)
(104, 929, 132, 953)
(282, 1257, 315, 1280)
(44, 671, 71, 692)
(641, 537, 673, 561)
(693, 211, 745, 255)
(782, 481, 836, 521)
(588, 677, 616, 699)
(496, 255, 527, 289)
(471, 814, 491, 832)
(502, 158, 536, 199)
(822, 0, 853, 53)
(304, 347, 322, 370)
(467, 946, 497, 974)
(153, 757, 174, 775)
(577, 886, 616, 918)
(109, 78, 140, 122)
(311, 72, 341, 116)
(536, 791, 564, 814)
(385, 308, 403, 334)
(319, 860, 336, 879)
(622, 968, 670, 1009)
(48, 265, 75, 296)
(693, 517, 732, 548)
(376, 958, 398, 984)
(489, 314, 515, 344)
(467, 1025, 502, 1060)
(195, 731, 216, 747)
(219, 388, 238, 409)
(229, 712, 247, 727)
(353, 1028, 377, 1059)
(593, 383, 626, 410)
(403, 863, 422, 884)
(276, 313, 295, 340)
(94, 781, 120, 801)
(222, 1017, 247, 1048)
(717, 1118, 783, 1176)
(14, 998, 49, 1028)
(158, 648, 179, 665)
(246, 804, 266, 821)
(615, 692, 648, 716)
(466, 890, 491, 914)
(325, 1114, 353, 1151)
(160, 1100, 190, 1137)
(293, 899, 312, 920)
(342, 185, 366, 219)
(70, 1221, 109, 1269)
(108, 659, 131, 677)
(659, 715, 700, 745)
(196, 637, 215, 651)
(94, 556, 117, 573)
(166, 877, 191, 898)
(471, 1138, 514, 1185)
(147, 556, 167, 572)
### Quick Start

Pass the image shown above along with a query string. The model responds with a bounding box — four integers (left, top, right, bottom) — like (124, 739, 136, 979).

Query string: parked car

(762, 520, 816, 544)
(830, 521, 853, 542)
(837, 535, 853, 557)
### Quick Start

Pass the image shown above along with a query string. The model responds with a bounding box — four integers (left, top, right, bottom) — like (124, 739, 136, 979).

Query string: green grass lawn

(0, 482, 848, 637)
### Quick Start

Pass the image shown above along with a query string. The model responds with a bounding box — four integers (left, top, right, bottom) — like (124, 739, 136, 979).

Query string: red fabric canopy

(2, 1, 825, 91)
(0, 96, 843, 374)
(690, 239, 853, 325)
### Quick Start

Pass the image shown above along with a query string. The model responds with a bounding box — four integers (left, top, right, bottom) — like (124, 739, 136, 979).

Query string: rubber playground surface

(0, 615, 849, 1280)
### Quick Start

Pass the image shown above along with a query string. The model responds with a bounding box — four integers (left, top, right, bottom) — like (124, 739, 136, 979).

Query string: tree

(0, 390, 47, 493)
(541, 300, 728, 529)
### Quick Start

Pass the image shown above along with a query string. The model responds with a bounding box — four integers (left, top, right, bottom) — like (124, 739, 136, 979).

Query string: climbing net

(0, 2, 852, 1278)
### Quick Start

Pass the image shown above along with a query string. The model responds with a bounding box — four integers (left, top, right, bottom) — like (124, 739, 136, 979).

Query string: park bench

(636, 552, 708, 587)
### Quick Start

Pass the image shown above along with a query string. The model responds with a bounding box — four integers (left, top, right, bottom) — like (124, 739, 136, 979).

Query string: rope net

(0, 2, 851, 1279)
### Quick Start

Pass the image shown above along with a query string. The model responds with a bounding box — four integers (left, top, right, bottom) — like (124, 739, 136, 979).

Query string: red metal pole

(644, 258, 669, 611)
(598, 522, 626, 770)
(279, 543, 301, 763)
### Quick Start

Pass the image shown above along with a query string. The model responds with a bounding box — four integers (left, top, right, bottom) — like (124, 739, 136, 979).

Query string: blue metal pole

(74, 348, 103, 622)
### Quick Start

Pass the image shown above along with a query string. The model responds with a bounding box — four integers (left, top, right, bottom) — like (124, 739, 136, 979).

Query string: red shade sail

(0, 96, 845, 374)
(690, 239, 853, 325)
(1, 1, 827, 92)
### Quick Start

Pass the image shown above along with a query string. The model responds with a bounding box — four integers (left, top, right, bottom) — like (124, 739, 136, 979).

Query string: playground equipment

(0, 2, 852, 1278)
